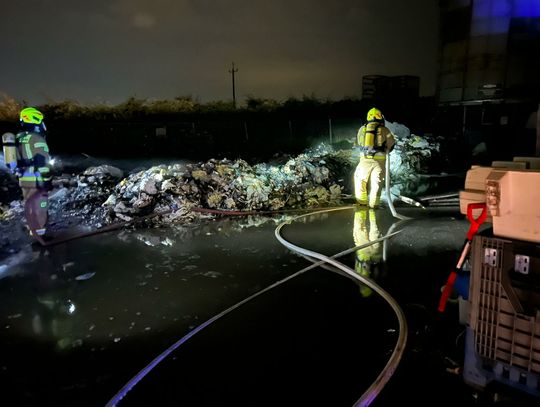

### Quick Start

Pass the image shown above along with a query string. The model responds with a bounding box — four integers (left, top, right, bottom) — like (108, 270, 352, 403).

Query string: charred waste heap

(1, 128, 441, 251)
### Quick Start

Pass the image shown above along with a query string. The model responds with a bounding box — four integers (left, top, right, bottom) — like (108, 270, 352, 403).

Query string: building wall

(438, 0, 540, 103)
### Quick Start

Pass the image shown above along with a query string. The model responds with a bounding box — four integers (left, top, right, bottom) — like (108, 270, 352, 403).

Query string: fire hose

(24, 190, 346, 248)
(105, 206, 405, 406)
(13, 146, 450, 405)
(23, 170, 413, 405)
(274, 208, 407, 407)
(23, 191, 412, 406)
(24, 191, 172, 247)
(385, 152, 412, 221)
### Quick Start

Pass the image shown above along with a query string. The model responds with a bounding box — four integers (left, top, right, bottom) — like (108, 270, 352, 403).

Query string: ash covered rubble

(97, 145, 350, 227)
(0, 145, 353, 239)
(0, 123, 441, 242)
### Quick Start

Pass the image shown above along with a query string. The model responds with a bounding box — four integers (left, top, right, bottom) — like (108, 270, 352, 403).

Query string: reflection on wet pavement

(0, 207, 537, 406)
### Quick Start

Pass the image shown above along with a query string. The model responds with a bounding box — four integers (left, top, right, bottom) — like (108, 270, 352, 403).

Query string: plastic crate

(463, 327, 540, 397)
(465, 232, 540, 397)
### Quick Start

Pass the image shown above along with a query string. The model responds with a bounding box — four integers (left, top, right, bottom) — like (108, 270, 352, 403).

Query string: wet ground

(0, 206, 538, 406)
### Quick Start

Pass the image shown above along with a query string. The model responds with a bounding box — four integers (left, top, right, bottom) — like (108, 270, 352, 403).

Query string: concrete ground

(0, 205, 538, 406)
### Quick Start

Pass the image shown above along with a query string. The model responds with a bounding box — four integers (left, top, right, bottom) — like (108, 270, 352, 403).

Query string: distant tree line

(0, 92, 435, 126)
(0, 91, 440, 161)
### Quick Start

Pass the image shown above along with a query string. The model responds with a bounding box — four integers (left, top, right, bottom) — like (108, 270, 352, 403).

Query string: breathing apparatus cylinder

(364, 131, 375, 150)
(2, 132, 18, 172)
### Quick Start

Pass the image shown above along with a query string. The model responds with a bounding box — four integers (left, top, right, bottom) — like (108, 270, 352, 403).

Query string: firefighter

(354, 107, 395, 208)
(353, 208, 383, 298)
(2, 107, 52, 236)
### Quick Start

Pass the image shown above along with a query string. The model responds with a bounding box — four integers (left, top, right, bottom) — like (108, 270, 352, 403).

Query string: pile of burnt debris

(0, 128, 442, 245)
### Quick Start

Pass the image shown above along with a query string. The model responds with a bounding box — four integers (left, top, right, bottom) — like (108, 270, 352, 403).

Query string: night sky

(1, 0, 438, 105)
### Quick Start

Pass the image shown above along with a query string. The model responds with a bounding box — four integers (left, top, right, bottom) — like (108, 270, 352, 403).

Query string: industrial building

(438, 0, 540, 103)
(437, 0, 540, 159)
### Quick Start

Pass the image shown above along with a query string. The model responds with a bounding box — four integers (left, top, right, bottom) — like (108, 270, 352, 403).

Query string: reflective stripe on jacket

(15, 131, 51, 188)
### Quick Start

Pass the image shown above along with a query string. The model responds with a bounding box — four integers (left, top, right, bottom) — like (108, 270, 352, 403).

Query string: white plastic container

(464, 166, 494, 190)
(459, 189, 487, 217)
(486, 170, 540, 243)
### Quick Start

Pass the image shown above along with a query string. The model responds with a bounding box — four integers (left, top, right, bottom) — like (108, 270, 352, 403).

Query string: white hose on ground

(274, 206, 408, 407)
(105, 205, 403, 407)
(383, 218, 410, 263)
(385, 153, 411, 220)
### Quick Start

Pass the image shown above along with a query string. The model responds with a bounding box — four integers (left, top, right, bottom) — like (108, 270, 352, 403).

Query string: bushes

(0, 93, 386, 122)
(0, 93, 22, 121)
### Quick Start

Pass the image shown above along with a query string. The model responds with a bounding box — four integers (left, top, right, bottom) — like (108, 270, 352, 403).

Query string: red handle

(466, 202, 487, 241)
(438, 271, 458, 312)
(439, 203, 487, 313)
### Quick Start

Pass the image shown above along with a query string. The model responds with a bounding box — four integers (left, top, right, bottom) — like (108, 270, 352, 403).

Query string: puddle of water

(2, 207, 533, 406)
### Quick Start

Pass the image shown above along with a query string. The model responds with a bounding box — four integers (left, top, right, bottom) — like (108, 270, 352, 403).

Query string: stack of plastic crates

(463, 230, 540, 397)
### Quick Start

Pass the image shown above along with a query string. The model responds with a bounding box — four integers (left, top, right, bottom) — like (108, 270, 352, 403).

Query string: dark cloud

(0, 0, 438, 105)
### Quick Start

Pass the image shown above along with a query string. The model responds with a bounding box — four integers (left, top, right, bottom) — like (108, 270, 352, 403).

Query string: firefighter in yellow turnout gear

(354, 108, 395, 208)
(2, 107, 52, 236)
(353, 208, 383, 298)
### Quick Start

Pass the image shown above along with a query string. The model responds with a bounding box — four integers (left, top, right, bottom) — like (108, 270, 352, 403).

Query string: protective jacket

(354, 121, 395, 208)
(14, 131, 52, 190)
(7, 131, 52, 237)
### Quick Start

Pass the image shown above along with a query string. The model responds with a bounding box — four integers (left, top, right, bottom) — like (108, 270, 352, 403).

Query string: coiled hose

(105, 205, 405, 406)
(26, 156, 411, 404)
(274, 207, 408, 407)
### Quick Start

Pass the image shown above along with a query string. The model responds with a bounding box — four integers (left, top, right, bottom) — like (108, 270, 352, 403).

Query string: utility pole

(229, 62, 238, 109)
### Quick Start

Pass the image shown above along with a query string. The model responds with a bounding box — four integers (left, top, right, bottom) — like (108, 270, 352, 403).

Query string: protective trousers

(353, 208, 382, 298)
(354, 157, 386, 208)
(22, 188, 48, 236)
